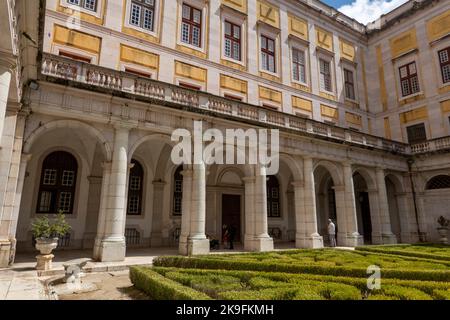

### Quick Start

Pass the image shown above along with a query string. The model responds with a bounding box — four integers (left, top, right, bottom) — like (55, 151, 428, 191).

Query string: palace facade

(0, 0, 449, 266)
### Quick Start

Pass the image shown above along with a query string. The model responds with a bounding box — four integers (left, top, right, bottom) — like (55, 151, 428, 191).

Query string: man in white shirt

(328, 219, 336, 247)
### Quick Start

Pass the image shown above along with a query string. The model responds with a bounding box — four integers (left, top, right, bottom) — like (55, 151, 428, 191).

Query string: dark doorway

(222, 194, 241, 242)
(359, 192, 372, 244)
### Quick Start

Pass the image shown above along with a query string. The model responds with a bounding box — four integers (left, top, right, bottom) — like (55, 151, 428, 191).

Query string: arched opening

(126, 159, 144, 216)
(314, 166, 337, 246)
(172, 165, 183, 217)
(426, 175, 450, 190)
(353, 172, 372, 244)
(266, 175, 281, 218)
(37, 151, 78, 214)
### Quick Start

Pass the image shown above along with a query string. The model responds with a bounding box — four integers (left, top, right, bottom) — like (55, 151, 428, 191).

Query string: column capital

(333, 185, 345, 192)
(128, 162, 135, 169)
(112, 121, 137, 131)
(152, 180, 167, 187)
(101, 161, 112, 170)
(342, 161, 353, 168)
(181, 169, 193, 178)
(20, 153, 32, 164)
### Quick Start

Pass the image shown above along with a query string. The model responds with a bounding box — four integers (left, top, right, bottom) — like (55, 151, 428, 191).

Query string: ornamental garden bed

(130, 247, 450, 300)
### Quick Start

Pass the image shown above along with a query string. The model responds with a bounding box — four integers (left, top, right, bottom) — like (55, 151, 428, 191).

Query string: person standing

(328, 219, 336, 247)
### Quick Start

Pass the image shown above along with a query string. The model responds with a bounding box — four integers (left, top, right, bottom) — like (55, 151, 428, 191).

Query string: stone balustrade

(40, 53, 430, 155)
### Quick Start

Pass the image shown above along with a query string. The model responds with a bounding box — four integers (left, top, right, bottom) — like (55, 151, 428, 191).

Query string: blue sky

(320, 0, 409, 24)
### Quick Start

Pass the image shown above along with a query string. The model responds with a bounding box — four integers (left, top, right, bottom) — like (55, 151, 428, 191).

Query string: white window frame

(341, 62, 358, 103)
(61, 0, 103, 18)
(120, 62, 156, 79)
(124, 0, 160, 38)
(393, 53, 423, 101)
(52, 44, 98, 64)
(220, 8, 246, 67)
(317, 51, 335, 95)
(289, 41, 309, 87)
(431, 41, 450, 90)
(177, 0, 207, 53)
(257, 26, 280, 78)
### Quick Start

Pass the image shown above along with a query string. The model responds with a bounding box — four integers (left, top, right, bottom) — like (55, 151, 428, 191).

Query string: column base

(244, 236, 274, 252)
(93, 238, 126, 262)
(295, 233, 323, 249)
(36, 254, 54, 271)
(338, 232, 363, 247)
(382, 233, 398, 244)
(179, 238, 210, 256)
(0, 240, 13, 268)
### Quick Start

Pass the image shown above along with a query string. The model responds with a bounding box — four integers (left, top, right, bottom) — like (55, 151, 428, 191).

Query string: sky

(322, 0, 409, 24)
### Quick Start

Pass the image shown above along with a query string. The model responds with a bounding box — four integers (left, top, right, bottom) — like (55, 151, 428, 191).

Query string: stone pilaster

(0, 59, 13, 143)
(294, 157, 323, 248)
(93, 127, 129, 262)
(376, 168, 397, 244)
(341, 162, 363, 247)
(150, 180, 166, 246)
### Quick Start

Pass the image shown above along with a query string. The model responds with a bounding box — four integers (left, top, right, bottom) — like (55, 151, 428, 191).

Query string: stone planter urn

(35, 237, 58, 271)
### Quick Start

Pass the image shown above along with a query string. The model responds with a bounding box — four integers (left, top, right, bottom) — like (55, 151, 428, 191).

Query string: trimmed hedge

(129, 266, 211, 300)
(355, 246, 450, 262)
(153, 256, 450, 282)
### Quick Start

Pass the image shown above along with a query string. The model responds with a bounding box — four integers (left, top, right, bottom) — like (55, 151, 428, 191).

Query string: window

(292, 48, 306, 83)
(261, 35, 276, 73)
(179, 82, 201, 91)
(224, 21, 241, 61)
(67, 0, 97, 11)
(59, 51, 92, 63)
(406, 123, 427, 144)
(344, 68, 355, 100)
(399, 62, 420, 97)
(127, 159, 144, 215)
(426, 175, 450, 190)
(319, 58, 332, 92)
(173, 166, 183, 216)
(37, 151, 78, 214)
(266, 175, 280, 217)
(181, 3, 202, 48)
(438, 47, 450, 84)
(129, 0, 155, 31)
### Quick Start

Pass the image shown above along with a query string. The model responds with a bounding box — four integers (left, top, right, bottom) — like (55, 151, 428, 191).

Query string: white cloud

(337, 0, 409, 24)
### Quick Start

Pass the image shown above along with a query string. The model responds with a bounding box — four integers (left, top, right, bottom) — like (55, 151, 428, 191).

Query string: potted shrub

(31, 211, 71, 255)
(437, 216, 449, 244)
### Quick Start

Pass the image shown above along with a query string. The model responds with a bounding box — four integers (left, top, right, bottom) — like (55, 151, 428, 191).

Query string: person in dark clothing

(227, 225, 236, 250)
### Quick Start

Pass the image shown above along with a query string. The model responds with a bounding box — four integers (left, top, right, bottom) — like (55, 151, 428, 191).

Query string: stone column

(395, 192, 413, 243)
(0, 59, 13, 143)
(367, 188, 383, 244)
(150, 180, 166, 247)
(375, 168, 397, 244)
(341, 162, 363, 247)
(93, 161, 111, 259)
(93, 127, 129, 262)
(294, 157, 323, 248)
(245, 165, 273, 252)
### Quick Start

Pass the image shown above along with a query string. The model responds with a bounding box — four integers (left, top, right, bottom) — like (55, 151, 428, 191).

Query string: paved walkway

(0, 269, 48, 300)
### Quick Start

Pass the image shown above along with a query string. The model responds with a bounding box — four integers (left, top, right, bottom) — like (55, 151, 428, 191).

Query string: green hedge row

(153, 256, 450, 282)
(129, 266, 211, 300)
(153, 267, 450, 299)
(355, 246, 450, 262)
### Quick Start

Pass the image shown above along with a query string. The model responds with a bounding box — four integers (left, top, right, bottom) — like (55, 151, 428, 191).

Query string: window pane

(130, 4, 141, 26)
(61, 170, 75, 187)
(443, 65, 450, 83)
(411, 75, 420, 93)
(233, 25, 240, 39)
(68, 0, 81, 5)
(300, 65, 306, 83)
(181, 22, 190, 43)
(407, 123, 427, 144)
(224, 38, 231, 57)
(269, 55, 275, 72)
(143, 8, 154, 30)
(261, 52, 267, 70)
(268, 39, 274, 52)
(293, 64, 299, 81)
(261, 36, 266, 49)
(439, 50, 449, 64)
(128, 195, 140, 214)
(43, 169, 57, 185)
(192, 26, 201, 46)
(39, 191, 53, 212)
(130, 176, 141, 190)
(58, 192, 72, 213)
(400, 66, 408, 78)
(401, 79, 410, 96)
(84, 0, 96, 11)
(182, 4, 190, 19)
(225, 22, 231, 36)
(193, 8, 201, 24)
(409, 62, 417, 74)
(233, 42, 240, 60)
